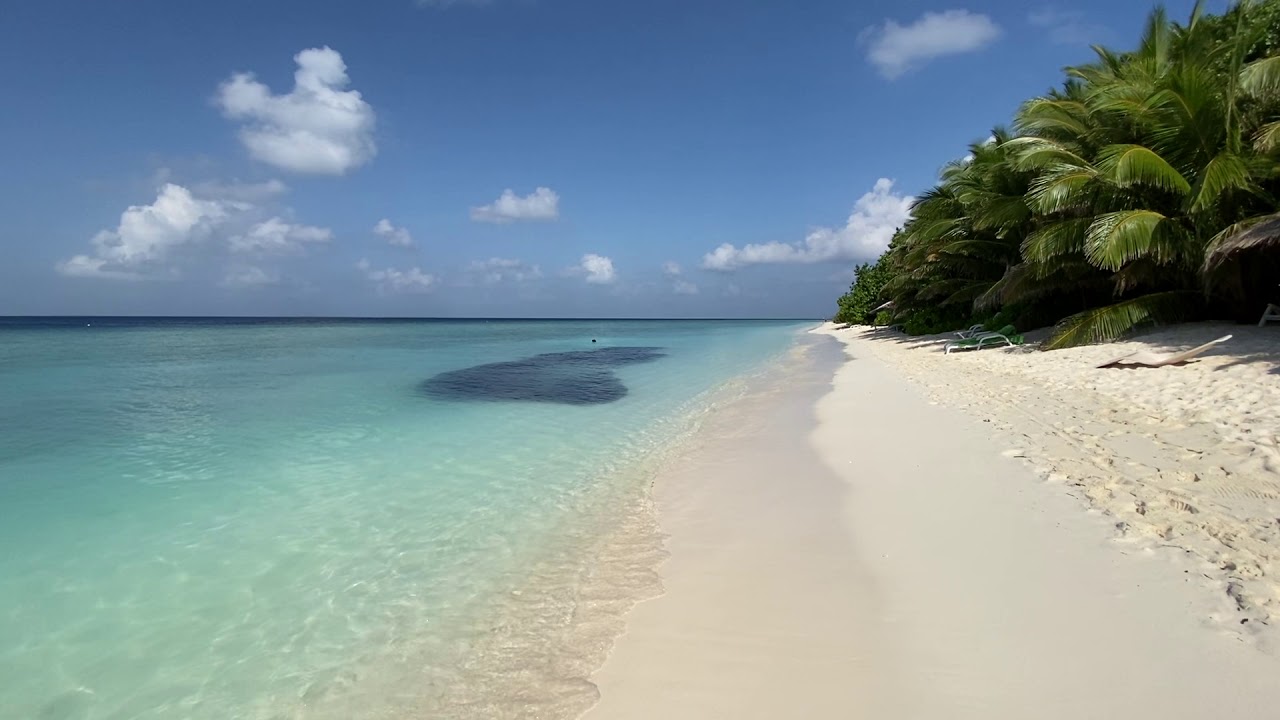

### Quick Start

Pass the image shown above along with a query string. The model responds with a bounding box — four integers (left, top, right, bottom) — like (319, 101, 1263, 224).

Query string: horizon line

(1, 315, 824, 322)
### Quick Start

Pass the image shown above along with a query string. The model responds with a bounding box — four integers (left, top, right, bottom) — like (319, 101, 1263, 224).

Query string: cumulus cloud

(470, 187, 560, 224)
(373, 218, 413, 247)
(221, 265, 279, 288)
(864, 10, 1000, 79)
(357, 258, 436, 294)
(467, 257, 543, 284)
(702, 178, 912, 271)
(574, 254, 616, 284)
(662, 261, 682, 277)
(58, 181, 329, 280)
(229, 218, 331, 255)
(57, 183, 229, 279)
(216, 47, 376, 175)
(673, 280, 699, 295)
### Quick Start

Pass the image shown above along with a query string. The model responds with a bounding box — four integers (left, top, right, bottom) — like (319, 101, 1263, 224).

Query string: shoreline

(583, 322, 1280, 718)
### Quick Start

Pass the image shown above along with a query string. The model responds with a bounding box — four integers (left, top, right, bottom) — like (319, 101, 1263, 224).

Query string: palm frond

(1028, 166, 1100, 214)
(1189, 151, 1254, 212)
(1015, 98, 1091, 137)
(1041, 291, 1198, 350)
(1021, 218, 1091, 263)
(1004, 137, 1091, 171)
(1202, 212, 1280, 270)
(972, 195, 1032, 232)
(938, 239, 1015, 257)
(1096, 144, 1191, 195)
(1239, 55, 1280, 99)
(1253, 120, 1280, 154)
(1084, 210, 1175, 271)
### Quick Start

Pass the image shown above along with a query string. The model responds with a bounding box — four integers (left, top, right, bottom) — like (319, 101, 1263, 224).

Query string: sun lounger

(945, 325, 1022, 354)
(1260, 303, 1280, 327)
(955, 324, 986, 339)
(1096, 335, 1232, 368)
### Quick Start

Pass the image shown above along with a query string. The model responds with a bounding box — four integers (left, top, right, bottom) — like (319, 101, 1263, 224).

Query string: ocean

(0, 318, 811, 719)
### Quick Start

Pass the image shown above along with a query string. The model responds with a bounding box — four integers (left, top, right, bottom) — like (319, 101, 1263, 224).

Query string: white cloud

(216, 47, 376, 175)
(229, 217, 332, 255)
(1028, 7, 1103, 46)
(470, 187, 560, 224)
(702, 178, 912, 271)
(467, 257, 543, 284)
(864, 10, 1000, 79)
(576, 253, 616, 284)
(661, 261, 696, 293)
(221, 265, 279, 288)
(191, 178, 288, 203)
(357, 258, 436, 294)
(59, 181, 328, 281)
(56, 256, 147, 281)
(673, 280, 699, 295)
(57, 183, 228, 279)
(373, 218, 413, 247)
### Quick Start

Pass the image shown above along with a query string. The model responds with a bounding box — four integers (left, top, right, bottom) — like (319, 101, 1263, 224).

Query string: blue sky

(0, 0, 1213, 318)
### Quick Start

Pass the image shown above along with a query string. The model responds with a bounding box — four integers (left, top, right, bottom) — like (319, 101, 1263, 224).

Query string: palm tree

(865, 1, 1280, 348)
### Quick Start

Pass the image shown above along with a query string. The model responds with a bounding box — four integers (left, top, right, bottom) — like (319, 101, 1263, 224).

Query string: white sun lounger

(1096, 335, 1232, 368)
(944, 332, 1018, 354)
(1260, 303, 1280, 327)
(954, 324, 986, 339)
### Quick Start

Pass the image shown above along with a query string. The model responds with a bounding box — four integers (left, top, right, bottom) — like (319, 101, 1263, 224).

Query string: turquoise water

(0, 318, 809, 719)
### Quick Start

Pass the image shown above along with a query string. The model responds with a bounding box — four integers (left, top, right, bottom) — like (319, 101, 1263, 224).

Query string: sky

(0, 0, 1216, 318)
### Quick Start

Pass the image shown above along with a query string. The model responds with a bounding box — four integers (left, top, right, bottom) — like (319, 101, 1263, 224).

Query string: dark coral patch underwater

(420, 347, 666, 405)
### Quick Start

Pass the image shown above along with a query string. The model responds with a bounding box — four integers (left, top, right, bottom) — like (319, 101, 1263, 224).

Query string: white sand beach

(584, 323, 1280, 718)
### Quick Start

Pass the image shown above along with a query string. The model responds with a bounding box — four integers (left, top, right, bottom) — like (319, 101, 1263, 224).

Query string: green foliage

(841, 0, 1280, 348)
(833, 254, 895, 324)
(899, 305, 973, 336)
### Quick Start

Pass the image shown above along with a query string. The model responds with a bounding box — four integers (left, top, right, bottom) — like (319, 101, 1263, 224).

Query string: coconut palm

(860, 1, 1280, 348)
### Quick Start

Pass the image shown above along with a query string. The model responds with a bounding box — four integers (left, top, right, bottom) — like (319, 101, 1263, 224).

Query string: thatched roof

(1205, 212, 1280, 270)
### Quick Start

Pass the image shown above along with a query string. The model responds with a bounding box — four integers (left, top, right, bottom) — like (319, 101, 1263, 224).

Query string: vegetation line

(836, 1, 1280, 348)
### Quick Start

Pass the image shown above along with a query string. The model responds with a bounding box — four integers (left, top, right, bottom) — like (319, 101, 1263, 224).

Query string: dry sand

(583, 323, 1280, 719)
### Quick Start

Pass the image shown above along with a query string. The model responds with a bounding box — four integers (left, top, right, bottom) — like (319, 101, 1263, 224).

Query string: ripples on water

(0, 319, 808, 719)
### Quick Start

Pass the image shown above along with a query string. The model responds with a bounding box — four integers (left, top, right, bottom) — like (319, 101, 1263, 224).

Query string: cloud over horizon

(373, 218, 413, 247)
(216, 47, 376, 175)
(576, 254, 616, 284)
(467, 257, 543, 284)
(863, 10, 1000, 79)
(356, 258, 436, 294)
(702, 178, 912, 271)
(470, 187, 560, 224)
(58, 184, 231, 280)
(57, 181, 330, 282)
(229, 217, 332, 255)
(220, 265, 280, 288)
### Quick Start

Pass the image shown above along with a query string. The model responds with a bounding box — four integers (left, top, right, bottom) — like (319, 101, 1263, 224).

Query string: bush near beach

(836, 1, 1280, 348)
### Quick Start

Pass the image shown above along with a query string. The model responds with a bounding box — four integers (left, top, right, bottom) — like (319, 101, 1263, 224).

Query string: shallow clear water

(0, 318, 809, 719)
